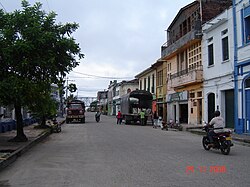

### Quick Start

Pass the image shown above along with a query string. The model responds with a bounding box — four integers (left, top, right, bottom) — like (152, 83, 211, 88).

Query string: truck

(120, 90, 153, 125)
(66, 100, 85, 123)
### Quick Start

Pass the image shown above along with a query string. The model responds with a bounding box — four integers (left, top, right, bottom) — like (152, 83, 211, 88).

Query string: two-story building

(113, 79, 139, 115)
(135, 67, 157, 113)
(202, 7, 234, 128)
(161, 0, 232, 125)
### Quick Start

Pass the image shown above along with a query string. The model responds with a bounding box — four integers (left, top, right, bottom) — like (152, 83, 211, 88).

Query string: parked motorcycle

(202, 123, 233, 155)
(161, 120, 168, 131)
(48, 118, 61, 133)
(95, 112, 101, 122)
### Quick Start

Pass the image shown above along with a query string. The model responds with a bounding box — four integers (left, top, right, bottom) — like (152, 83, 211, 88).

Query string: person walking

(139, 109, 145, 126)
(153, 111, 158, 128)
(117, 111, 122, 125)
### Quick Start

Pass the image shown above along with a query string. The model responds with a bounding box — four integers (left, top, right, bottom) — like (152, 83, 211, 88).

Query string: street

(0, 112, 250, 187)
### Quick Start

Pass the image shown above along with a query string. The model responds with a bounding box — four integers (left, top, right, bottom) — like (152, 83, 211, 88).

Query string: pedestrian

(153, 111, 158, 128)
(117, 110, 122, 124)
(139, 109, 145, 126)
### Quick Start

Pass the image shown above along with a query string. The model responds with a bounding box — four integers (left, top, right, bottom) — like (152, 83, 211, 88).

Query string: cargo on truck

(120, 90, 153, 125)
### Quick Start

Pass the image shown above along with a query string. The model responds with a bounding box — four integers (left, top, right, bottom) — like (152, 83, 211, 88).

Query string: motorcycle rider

(208, 110, 225, 147)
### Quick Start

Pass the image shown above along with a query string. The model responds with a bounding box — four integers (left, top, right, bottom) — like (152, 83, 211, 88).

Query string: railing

(170, 65, 203, 80)
(169, 65, 203, 88)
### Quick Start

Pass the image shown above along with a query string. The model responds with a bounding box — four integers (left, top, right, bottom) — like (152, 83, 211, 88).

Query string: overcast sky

(1, 0, 193, 97)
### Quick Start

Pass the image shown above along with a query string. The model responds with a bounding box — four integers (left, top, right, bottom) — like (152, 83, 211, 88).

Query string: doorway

(225, 90, 234, 128)
(208, 93, 215, 122)
(179, 104, 188, 123)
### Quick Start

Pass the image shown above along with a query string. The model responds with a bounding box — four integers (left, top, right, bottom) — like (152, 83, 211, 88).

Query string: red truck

(66, 100, 85, 123)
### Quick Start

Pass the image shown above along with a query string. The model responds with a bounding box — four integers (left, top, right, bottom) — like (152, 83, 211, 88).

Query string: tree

(0, 1, 84, 142)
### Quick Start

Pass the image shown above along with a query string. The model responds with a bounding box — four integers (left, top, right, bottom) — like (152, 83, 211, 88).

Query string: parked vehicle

(202, 123, 233, 155)
(48, 118, 61, 133)
(120, 90, 153, 125)
(66, 100, 85, 123)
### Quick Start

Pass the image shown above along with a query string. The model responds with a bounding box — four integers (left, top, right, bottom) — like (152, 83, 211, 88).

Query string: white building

(202, 7, 235, 128)
(113, 79, 139, 115)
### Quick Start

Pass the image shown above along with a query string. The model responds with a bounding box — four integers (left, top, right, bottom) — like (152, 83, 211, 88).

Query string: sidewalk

(0, 117, 65, 171)
(184, 124, 250, 144)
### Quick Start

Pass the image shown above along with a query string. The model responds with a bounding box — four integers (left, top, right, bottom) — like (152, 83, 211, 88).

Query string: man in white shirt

(208, 110, 225, 147)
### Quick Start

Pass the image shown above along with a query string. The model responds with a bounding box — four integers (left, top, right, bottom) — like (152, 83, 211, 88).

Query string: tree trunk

(40, 115, 47, 128)
(9, 102, 28, 142)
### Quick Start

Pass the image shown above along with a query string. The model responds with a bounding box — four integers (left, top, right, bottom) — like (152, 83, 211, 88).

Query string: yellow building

(161, 1, 203, 125)
(151, 59, 167, 121)
(161, 0, 232, 125)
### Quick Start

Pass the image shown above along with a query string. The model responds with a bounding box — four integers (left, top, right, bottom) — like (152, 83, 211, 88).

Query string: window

(208, 44, 214, 66)
(245, 16, 250, 44)
(147, 76, 150, 92)
(222, 36, 229, 61)
(190, 92, 195, 98)
(144, 78, 146, 90)
(246, 78, 250, 88)
(140, 80, 142, 90)
(152, 74, 155, 93)
(157, 70, 163, 86)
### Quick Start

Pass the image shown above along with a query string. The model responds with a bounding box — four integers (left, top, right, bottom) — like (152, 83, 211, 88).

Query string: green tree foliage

(0, 1, 84, 142)
(29, 91, 58, 128)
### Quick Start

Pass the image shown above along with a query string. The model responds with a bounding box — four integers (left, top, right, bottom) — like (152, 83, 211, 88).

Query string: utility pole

(65, 77, 75, 100)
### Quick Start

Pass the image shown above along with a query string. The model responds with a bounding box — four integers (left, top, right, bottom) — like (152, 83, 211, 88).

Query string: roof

(167, 1, 199, 31)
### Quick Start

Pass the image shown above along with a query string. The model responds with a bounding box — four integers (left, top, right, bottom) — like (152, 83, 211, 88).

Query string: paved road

(0, 112, 250, 187)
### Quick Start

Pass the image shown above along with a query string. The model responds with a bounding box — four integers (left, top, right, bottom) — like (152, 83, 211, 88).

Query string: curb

(187, 129, 250, 144)
(0, 129, 51, 172)
(0, 119, 65, 172)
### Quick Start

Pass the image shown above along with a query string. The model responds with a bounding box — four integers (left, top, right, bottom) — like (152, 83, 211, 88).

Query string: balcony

(169, 65, 203, 88)
(161, 21, 202, 58)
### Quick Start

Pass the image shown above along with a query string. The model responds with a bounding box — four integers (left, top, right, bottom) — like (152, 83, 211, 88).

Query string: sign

(167, 91, 188, 102)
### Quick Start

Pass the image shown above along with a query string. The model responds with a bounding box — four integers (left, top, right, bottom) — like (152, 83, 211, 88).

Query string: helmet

(214, 110, 220, 117)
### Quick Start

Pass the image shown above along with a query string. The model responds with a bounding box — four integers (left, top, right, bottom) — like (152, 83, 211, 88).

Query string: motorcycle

(95, 112, 101, 122)
(48, 118, 61, 133)
(202, 123, 233, 155)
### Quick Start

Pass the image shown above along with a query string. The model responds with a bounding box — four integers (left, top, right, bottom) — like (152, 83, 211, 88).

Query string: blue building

(233, 0, 250, 134)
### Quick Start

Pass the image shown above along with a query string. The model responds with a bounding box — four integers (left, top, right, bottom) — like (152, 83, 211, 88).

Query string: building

(233, 0, 250, 134)
(161, 0, 232, 125)
(151, 60, 168, 121)
(135, 67, 157, 113)
(107, 80, 118, 116)
(97, 90, 108, 114)
(202, 7, 234, 128)
(113, 79, 139, 115)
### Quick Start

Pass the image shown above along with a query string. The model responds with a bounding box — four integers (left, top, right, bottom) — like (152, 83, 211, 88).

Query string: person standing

(153, 111, 158, 128)
(117, 111, 122, 125)
(139, 109, 145, 126)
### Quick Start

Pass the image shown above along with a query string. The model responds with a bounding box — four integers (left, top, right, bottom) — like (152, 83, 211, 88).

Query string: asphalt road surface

(0, 112, 250, 187)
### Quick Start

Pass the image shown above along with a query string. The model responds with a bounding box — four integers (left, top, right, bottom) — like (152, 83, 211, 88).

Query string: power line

(0, 2, 6, 12)
(72, 71, 134, 80)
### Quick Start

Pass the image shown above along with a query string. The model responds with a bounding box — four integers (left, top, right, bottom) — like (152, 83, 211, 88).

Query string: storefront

(167, 91, 188, 124)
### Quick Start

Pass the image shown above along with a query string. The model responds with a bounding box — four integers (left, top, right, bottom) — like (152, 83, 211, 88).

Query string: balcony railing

(161, 20, 202, 58)
(170, 65, 203, 88)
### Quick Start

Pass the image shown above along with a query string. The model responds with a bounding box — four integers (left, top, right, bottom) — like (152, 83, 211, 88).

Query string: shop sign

(167, 91, 188, 102)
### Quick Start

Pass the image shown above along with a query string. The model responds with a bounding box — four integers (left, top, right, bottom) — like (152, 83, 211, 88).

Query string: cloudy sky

(1, 0, 193, 97)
